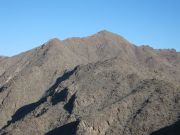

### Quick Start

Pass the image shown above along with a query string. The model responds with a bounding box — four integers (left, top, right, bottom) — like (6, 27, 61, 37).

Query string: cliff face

(0, 31, 180, 135)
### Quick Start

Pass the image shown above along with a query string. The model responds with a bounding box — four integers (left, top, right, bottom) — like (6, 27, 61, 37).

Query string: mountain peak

(97, 29, 111, 34)
(46, 38, 62, 46)
(96, 30, 118, 36)
(93, 30, 131, 45)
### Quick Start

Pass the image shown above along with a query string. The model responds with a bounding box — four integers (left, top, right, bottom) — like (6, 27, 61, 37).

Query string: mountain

(0, 30, 179, 135)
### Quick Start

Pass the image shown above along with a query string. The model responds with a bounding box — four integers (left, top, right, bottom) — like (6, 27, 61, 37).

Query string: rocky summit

(0, 30, 179, 135)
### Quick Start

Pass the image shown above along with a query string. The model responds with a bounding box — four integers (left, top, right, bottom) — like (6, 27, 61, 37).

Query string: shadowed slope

(150, 120, 180, 135)
(45, 120, 80, 135)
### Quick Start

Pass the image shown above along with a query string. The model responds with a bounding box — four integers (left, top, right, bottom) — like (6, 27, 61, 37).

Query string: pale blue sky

(0, 0, 180, 56)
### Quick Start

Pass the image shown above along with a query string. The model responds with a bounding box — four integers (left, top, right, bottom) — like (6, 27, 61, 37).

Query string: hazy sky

(0, 0, 180, 56)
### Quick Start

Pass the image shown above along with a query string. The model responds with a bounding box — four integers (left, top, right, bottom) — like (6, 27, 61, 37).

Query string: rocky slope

(0, 30, 179, 135)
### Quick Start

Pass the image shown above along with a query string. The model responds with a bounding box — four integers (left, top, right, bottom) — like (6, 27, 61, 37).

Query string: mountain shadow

(64, 93, 76, 114)
(45, 120, 80, 135)
(150, 120, 180, 135)
(45, 65, 79, 97)
(51, 88, 68, 105)
(1, 66, 79, 129)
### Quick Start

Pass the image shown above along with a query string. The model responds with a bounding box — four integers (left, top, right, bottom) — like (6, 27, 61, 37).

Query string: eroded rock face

(0, 31, 180, 135)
